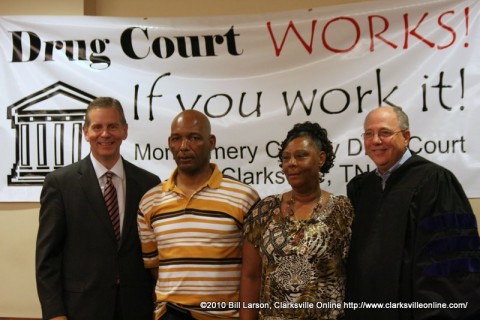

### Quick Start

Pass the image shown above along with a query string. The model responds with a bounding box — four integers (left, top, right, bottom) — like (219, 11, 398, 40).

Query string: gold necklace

(286, 191, 323, 219)
(286, 191, 323, 247)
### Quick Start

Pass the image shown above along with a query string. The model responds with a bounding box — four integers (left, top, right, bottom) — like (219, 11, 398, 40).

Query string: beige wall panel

(0, 204, 41, 317)
(93, 0, 362, 17)
(0, 0, 84, 15)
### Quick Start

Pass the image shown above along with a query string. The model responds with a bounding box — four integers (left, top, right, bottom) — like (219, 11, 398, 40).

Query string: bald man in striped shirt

(138, 110, 260, 320)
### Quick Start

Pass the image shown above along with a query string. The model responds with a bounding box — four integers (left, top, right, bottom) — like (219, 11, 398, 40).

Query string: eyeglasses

(362, 129, 403, 140)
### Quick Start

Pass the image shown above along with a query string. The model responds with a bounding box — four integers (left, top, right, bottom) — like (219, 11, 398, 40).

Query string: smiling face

(281, 136, 325, 192)
(83, 107, 128, 169)
(363, 107, 410, 174)
(168, 110, 215, 176)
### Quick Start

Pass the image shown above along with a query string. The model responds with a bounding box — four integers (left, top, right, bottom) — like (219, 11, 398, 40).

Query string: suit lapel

(78, 157, 118, 244)
(121, 160, 141, 248)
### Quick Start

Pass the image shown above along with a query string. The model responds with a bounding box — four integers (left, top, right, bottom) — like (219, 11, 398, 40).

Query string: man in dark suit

(36, 97, 161, 320)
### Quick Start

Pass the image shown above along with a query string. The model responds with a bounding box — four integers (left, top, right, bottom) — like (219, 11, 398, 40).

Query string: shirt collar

(163, 163, 222, 192)
(375, 148, 412, 178)
(90, 154, 125, 181)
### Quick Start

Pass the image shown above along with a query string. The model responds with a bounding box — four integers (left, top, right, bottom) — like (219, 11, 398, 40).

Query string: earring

(318, 172, 324, 182)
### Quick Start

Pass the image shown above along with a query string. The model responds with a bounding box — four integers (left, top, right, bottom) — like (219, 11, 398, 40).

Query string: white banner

(1, 0, 479, 201)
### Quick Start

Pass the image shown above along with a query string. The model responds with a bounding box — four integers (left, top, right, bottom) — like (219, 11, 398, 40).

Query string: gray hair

(365, 106, 409, 130)
(391, 106, 409, 130)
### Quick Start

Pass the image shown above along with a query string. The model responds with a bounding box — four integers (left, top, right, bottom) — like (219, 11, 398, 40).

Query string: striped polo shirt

(138, 164, 260, 320)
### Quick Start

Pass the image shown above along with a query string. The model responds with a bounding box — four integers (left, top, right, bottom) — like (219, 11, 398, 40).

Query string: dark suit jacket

(36, 156, 160, 320)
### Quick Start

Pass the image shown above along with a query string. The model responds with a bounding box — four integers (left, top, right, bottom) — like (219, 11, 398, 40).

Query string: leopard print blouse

(243, 194, 354, 319)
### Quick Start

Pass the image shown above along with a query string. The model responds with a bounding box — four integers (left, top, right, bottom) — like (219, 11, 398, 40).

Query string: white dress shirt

(90, 154, 126, 235)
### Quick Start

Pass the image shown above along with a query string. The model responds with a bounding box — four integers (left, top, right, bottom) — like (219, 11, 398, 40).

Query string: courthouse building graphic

(7, 81, 95, 185)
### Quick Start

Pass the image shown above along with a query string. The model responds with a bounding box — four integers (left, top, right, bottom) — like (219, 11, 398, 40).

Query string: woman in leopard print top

(240, 122, 354, 320)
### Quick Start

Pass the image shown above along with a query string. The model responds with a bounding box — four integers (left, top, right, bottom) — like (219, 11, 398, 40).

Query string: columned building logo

(7, 81, 95, 185)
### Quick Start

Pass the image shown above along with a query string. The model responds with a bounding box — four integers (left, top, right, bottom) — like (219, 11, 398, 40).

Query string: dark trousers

(160, 303, 195, 320)
(113, 285, 123, 320)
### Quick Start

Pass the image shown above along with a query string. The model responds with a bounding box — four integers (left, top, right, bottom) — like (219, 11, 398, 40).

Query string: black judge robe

(345, 154, 480, 320)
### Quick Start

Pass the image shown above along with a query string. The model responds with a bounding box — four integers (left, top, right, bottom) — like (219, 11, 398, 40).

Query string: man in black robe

(345, 106, 480, 320)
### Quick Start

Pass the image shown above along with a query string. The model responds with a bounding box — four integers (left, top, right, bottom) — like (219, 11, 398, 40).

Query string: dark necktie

(104, 171, 120, 241)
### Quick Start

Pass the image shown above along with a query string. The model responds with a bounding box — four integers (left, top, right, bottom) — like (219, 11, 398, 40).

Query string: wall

(1, 0, 479, 318)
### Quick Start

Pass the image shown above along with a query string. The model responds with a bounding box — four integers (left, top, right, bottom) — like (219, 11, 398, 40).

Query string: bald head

(364, 106, 409, 131)
(171, 110, 211, 135)
(169, 110, 215, 176)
